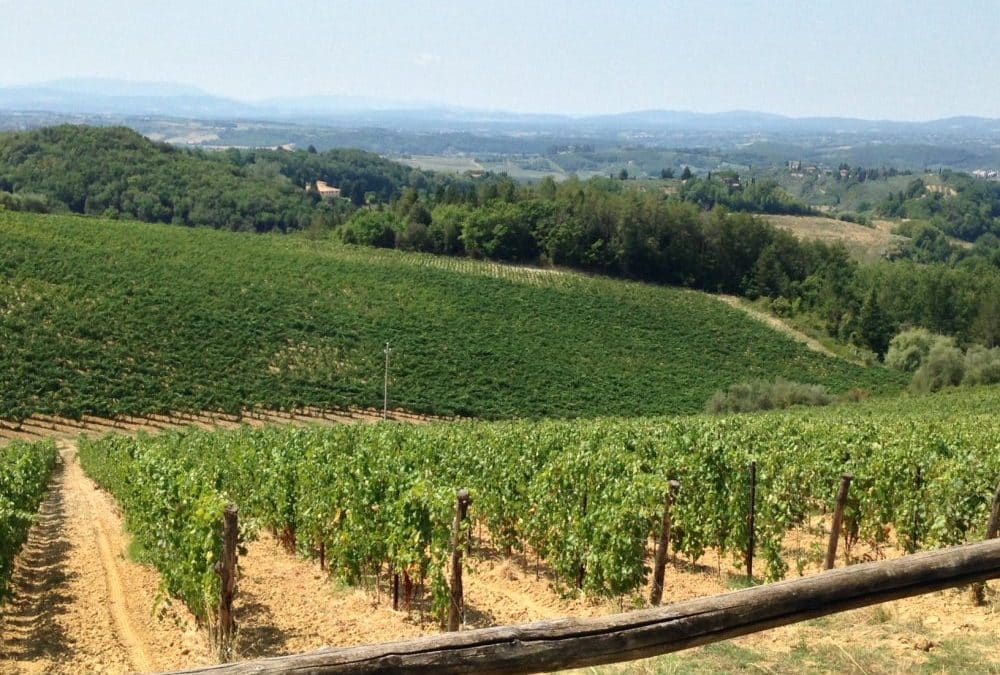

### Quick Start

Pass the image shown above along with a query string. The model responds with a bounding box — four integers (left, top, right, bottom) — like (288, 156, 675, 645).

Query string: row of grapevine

(0, 440, 58, 601)
(78, 435, 229, 623)
(77, 387, 999, 624)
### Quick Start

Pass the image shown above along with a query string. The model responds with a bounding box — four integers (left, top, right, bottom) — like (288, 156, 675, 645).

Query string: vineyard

(0, 440, 58, 601)
(76, 386, 1000, 644)
(0, 210, 904, 422)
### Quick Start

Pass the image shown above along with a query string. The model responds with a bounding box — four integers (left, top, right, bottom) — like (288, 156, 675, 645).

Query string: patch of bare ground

(0, 444, 210, 674)
(0, 407, 446, 450)
(764, 214, 907, 263)
(223, 516, 998, 673)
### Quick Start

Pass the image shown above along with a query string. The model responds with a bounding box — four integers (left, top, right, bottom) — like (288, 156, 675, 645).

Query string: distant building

(309, 180, 342, 199)
(788, 160, 801, 171)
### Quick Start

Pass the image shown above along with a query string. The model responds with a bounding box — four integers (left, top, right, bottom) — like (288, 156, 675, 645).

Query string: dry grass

(763, 215, 907, 263)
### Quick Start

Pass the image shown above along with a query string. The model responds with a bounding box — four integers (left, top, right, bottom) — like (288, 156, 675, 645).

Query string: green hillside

(0, 211, 904, 420)
(0, 125, 427, 231)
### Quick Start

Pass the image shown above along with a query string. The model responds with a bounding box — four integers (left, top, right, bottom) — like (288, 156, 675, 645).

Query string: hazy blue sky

(2, 1, 998, 119)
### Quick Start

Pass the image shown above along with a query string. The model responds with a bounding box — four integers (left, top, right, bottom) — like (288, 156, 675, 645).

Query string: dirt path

(0, 444, 210, 674)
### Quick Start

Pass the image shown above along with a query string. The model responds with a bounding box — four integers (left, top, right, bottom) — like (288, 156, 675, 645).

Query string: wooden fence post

(825, 474, 854, 570)
(746, 461, 756, 582)
(448, 489, 472, 631)
(972, 481, 1000, 605)
(650, 480, 680, 606)
(217, 505, 239, 661)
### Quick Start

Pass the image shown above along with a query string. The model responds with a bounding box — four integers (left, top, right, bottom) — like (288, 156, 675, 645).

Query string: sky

(1, 0, 998, 120)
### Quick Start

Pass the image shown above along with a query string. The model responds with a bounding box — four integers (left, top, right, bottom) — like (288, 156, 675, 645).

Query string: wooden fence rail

(169, 538, 1000, 675)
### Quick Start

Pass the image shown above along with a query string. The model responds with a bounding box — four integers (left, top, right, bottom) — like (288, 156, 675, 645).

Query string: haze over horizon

(1, 1, 998, 121)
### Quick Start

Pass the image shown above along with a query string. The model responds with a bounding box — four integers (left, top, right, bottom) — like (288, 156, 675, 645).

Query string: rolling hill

(0, 211, 904, 420)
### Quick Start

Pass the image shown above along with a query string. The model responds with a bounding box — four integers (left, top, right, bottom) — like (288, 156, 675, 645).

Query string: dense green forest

(0, 211, 901, 421)
(878, 171, 1000, 243)
(875, 172, 1000, 273)
(677, 173, 817, 215)
(0, 125, 448, 231)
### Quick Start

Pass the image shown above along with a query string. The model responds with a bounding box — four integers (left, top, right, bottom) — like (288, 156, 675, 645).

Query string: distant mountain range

(4, 78, 1000, 137)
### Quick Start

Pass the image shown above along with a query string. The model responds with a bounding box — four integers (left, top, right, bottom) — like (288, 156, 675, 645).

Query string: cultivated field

(1, 209, 996, 675)
(1, 388, 997, 673)
(393, 154, 485, 173)
(0, 211, 902, 422)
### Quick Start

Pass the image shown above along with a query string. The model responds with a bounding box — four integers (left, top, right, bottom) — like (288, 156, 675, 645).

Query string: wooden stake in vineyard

(825, 474, 854, 570)
(577, 493, 588, 590)
(746, 461, 757, 583)
(650, 480, 680, 606)
(448, 489, 472, 632)
(907, 465, 924, 553)
(971, 481, 1000, 605)
(217, 505, 239, 661)
(382, 341, 392, 421)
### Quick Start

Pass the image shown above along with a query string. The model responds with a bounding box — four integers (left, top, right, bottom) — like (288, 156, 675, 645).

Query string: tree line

(339, 176, 1000, 355)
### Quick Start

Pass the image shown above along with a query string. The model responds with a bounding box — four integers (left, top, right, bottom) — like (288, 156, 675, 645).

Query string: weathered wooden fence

(169, 538, 1000, 675)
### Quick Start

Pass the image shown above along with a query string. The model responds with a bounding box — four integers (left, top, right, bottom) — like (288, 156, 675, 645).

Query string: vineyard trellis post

(972, 481, 1000, 605)
(577, 493, 588, 590)
(217, 505, 239, 661)
(383, 341, 392, 421)
(746, 461, 756, 582)
(650, 480, 680, 606)
(825, 473, 854, 570)
(448, 489, 472, 631)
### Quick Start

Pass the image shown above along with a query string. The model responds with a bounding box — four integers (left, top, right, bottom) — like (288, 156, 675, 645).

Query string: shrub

(838, 212, 871, 227)
(706, 378, 833, 414)
(339, 210, 401, 248)
(910, 342, 965, 393)
(845, 388, 871, 402)
(885, 328, 953, 373)
(0, 191, 50, 213)
(962, 345, 1000, 386)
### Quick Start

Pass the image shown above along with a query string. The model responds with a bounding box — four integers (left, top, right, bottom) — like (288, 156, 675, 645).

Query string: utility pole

(383, 341, 392, 420)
